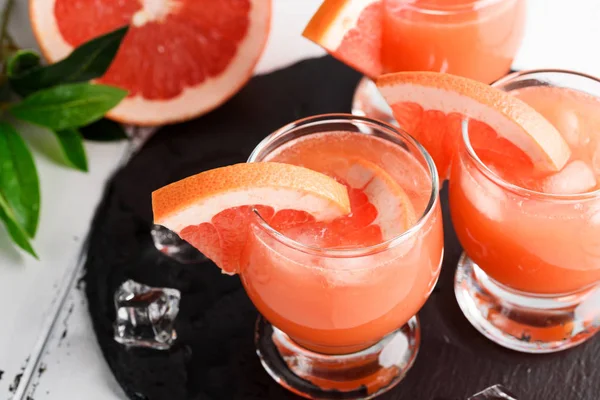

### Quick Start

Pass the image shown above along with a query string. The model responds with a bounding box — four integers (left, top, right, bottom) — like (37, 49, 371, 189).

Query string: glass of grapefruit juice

(245, 114, 443, 399)
(382, 0, 526, 84)
(451, 70, 600, 353)
(353, 0, 527, 123)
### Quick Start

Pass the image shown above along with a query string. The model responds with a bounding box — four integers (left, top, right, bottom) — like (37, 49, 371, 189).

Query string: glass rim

(493, 67, 600, 87)
(247, 113, 440, 258)
(394, 0, 511, 16)
(462, 68, 600, 201)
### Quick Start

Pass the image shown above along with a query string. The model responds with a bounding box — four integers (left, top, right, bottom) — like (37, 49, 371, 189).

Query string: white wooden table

(0, 0, 598, 399)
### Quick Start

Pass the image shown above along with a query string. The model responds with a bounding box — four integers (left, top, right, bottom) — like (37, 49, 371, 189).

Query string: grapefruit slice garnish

(303, 0, 382, 78)
(291, 154, 416, 241)
(30, 0, 271, 126)
(376, 72, 572, 179)
(152, 162, 351, 274)
(273, 156, 417, 249)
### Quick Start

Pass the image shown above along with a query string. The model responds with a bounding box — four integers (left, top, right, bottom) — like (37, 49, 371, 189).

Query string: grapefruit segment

(153, 157, 418, 275)
(268, 151, 416, 241)
(303, 0, 382, 78)
(30, 0, 271, 125)
(511, 85, 600, 181)
(153, 163, 351, 274)
(258, 157, 416, 250)
(376, 72, 572, 178)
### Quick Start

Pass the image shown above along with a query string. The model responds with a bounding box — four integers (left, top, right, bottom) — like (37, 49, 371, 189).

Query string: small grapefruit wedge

(376, 72, 572, 179)
(303, 0, 382, 78)
(263, 133, 419, 244)
(272, 156, 416, 249)
(285, 154, 416, 241)
(30, 0, 271, 126)
(152, 162, 350, 274)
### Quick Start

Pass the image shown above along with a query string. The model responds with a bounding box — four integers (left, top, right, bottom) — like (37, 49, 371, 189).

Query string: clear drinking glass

(245, 114, 443, 399)
(451, 70, 600, 353)
(353, 0, 527, 124)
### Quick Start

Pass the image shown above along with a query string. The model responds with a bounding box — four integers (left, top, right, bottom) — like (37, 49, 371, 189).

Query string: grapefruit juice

(243, 115, 443, 397)
(244, 118, 443, 354)
(382, 0, 526, 83)
(451, 70, 600, 353)
(151, 115, 443, 397)
(452, 82, 600, 294)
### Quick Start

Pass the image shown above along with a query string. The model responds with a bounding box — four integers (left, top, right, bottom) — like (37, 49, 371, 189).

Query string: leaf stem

(4, 31, 16, 50)
(0, 0, 15, 64)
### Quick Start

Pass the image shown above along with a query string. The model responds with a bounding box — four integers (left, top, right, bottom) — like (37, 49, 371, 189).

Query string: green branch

(0, 15, 128, 258)
(0, 0, 15, 63)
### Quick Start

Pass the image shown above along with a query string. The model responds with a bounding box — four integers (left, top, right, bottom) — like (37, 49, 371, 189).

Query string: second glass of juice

(382, 0, 526, 83)
(244, 114, 443, 399)
(451, 70, 600, 353)
(354, 0, 527, 123)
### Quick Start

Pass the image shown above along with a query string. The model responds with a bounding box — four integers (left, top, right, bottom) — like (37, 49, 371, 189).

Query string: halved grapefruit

(30, 0, 271, 126)
(303, 0, 382, 78)
(376, 72, 572, 179)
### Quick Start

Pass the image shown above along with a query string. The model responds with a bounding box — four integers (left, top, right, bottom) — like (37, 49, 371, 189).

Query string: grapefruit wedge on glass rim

(303, 0, 383, 78)
(29, 0, 271, 126)
(266, 152, 417, 246)
(152, 160, 416, 275)
(152, 162, 351, 274)
(376, 72, 572, 179)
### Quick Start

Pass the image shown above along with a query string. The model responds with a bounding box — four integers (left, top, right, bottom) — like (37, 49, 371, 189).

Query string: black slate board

(84, 56, 600, 400)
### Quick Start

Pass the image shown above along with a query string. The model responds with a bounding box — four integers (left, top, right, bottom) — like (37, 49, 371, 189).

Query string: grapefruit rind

(29, 0, 272, 126)
(303, 0, 382, 78)
(152, 162, 351, 233)
(328, 156, 416, 239)
(303, 0, 378, 50)
(360, 162, 416, 238)
(266, 145, 417, 239)
(376, 72, 572, 172)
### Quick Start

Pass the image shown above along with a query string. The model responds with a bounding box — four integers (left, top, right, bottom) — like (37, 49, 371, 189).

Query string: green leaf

(6, 49, 41, 77)
(0, 192, 37, 258)
(0, 122, 40, 237)
(80, 118, 127, 141)
(54, 129, 88, 171)
(9, 82, 128, 130)
(8, 26, 129, 97)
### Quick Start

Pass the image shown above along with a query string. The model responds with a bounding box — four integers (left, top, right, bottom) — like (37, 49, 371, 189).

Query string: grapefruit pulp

(269, 155, 416, 248)
(30, 0, 271, 126)
(303, 0, 383, 78)
(376, 72, 572, 179)
(153, 162, 351, 274)
(152, 156, 417, 274)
